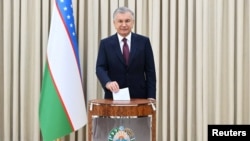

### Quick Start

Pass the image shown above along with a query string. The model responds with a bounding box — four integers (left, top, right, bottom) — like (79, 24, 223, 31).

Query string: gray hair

(113, 7, 135, 21)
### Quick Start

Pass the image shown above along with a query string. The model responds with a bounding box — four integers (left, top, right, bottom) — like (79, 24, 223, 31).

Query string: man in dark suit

(96, 6, 156, 100)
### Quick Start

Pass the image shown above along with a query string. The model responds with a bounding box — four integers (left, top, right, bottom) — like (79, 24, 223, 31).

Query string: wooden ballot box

(88, 99, 156, 141)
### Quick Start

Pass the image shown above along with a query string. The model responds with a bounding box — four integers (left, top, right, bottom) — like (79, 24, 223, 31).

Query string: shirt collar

(117, 32, 132, 42)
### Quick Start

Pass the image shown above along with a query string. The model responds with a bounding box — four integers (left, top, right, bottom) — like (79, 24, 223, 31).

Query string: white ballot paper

(112, 87, 130, 100)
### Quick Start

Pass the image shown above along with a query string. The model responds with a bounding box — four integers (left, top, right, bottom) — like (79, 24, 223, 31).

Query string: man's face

(113, 12, 134, 37)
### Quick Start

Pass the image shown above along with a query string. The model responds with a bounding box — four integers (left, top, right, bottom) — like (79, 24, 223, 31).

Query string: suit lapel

(110, 34, 126, 65)
(129, 33, 138, 65)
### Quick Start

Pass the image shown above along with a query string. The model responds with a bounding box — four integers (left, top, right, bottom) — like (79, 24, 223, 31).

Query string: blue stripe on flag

(56, 0, 81, 70)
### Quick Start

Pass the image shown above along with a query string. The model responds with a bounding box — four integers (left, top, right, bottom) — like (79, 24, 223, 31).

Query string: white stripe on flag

(47, 7, 87, 130)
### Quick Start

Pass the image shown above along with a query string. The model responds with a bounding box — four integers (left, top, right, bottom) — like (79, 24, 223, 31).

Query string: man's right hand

(105, 81, 120, 93)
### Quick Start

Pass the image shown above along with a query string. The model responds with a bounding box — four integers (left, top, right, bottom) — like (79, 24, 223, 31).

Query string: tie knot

(122, 38, 127, 42)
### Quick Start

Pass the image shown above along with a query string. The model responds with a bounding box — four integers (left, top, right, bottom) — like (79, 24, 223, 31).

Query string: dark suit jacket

(96, 32, 156, 99)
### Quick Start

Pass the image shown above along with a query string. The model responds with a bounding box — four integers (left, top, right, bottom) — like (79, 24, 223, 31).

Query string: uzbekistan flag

(39, 0, 87, 140)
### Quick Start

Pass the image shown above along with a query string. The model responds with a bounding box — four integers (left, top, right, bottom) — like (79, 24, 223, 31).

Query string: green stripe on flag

(39, 63, 72, 141)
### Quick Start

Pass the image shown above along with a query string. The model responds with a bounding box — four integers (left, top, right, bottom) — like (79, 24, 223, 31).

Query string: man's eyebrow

(117, 19, 131, 21)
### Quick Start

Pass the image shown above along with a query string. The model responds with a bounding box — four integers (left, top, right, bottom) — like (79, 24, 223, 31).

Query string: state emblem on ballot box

(108, 126, 135, 141)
